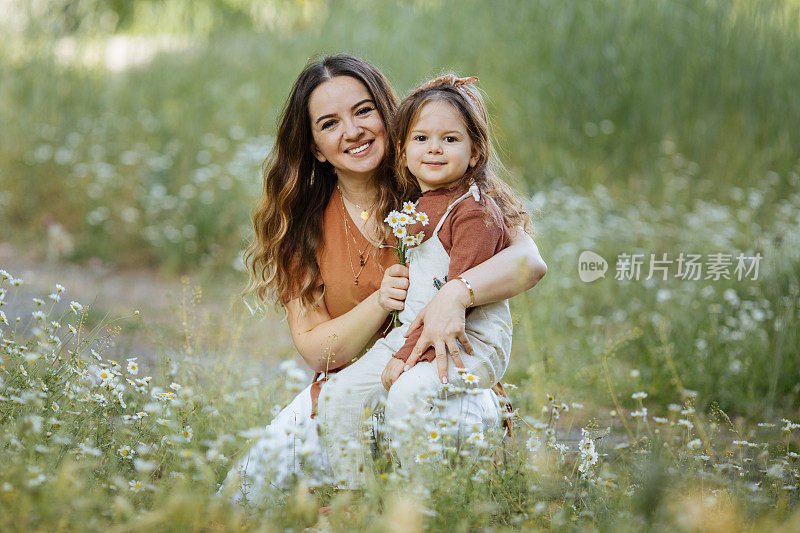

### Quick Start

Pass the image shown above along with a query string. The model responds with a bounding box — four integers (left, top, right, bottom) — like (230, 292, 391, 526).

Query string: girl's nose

(427, 141, 443, 154)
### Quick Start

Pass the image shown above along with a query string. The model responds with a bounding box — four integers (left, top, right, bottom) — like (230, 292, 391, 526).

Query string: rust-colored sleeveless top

(317, 187, 397, 319)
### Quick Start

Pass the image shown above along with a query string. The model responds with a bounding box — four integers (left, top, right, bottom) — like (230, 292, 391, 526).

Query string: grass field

(1, 0, 799, 530)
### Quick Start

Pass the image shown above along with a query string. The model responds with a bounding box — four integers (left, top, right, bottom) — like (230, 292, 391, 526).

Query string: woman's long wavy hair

(392, 76, 531, 232)
(244, 54, 403, 311)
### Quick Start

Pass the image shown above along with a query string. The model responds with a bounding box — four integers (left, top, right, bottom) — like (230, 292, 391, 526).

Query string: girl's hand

(403, 280, 473, 382)
(381, 358, 406, 391)
(377, 263, 410, 312)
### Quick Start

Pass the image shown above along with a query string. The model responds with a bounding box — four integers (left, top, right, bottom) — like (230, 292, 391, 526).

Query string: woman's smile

(345, 139, 374, 155)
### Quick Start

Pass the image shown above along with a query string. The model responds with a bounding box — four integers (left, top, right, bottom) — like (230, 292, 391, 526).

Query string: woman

(221, 54, 546, 503)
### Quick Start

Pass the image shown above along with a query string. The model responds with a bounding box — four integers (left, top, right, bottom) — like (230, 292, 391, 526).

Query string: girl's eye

(413, 135, 427, 142)
(321, 119, 337, 130)
(356, 106, 374, 116)
(444, 136, 458, 143)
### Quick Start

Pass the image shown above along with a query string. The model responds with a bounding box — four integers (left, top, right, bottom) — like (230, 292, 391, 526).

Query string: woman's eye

(321, 119, 337, 130)
(356, 106, 374, 116)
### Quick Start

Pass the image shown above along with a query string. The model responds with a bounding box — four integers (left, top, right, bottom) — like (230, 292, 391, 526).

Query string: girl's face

(308, 76, 387, 183)
(401, 100, 479, 192)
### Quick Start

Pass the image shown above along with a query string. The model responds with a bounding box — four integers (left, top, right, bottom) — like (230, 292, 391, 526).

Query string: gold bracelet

(455, 276, 475, 307)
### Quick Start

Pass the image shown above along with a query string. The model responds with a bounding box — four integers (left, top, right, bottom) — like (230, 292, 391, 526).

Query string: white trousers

(317, 338, 500, 488)
(219, 384, 327, 505)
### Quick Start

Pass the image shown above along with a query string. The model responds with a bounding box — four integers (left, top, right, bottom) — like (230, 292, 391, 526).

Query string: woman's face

(308, 76, 387, 182)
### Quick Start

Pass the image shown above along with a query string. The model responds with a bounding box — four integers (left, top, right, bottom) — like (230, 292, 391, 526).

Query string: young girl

(317, 74, 531, 487)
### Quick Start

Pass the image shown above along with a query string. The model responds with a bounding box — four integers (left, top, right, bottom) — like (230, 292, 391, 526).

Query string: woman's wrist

(370, 289, 393, 316)
(441, 279, 472, 309)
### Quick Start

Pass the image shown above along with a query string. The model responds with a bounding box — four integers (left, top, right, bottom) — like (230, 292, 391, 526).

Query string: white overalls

(318, 186, 513, 487)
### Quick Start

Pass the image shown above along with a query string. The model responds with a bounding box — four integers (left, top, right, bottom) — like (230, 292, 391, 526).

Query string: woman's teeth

(347, 141, 371, 154)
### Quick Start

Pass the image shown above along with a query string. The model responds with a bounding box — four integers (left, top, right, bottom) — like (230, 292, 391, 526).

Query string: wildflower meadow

(2, 1, 800, 531)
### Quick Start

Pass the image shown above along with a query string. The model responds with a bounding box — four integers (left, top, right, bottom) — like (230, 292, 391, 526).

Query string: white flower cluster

(384, 201, 429, 247)
(577, 429, 600, 483)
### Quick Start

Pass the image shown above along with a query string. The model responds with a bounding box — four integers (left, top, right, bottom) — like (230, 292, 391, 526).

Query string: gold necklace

(338, 189, 368, 285)
(337, 184, 371, 220)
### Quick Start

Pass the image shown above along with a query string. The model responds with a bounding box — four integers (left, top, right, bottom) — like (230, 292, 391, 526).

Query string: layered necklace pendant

(338, 185, 369, 286)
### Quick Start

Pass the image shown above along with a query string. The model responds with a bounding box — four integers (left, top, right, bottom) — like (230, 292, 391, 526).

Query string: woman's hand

(402, 280, 473, 382)
(377, 263, 410, 312)
(381, 358, 406, 391)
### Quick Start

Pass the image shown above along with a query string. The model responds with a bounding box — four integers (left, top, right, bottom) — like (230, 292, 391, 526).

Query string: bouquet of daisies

(384, 201, 429, 325)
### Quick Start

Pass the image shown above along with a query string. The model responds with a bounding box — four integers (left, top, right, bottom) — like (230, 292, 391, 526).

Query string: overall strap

(432, 184, 481, 237)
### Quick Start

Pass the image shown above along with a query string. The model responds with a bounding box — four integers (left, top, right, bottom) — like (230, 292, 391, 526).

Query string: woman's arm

(286, 264, 410, 372)
(453, 227, 547, 306)
(397, 229, 546, 374)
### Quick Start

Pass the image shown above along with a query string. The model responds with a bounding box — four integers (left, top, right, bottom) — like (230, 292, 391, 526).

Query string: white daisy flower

(0, 310, 7, 325)
(33, 298, 45, 307)
(396, 213, 412, 225)
(402, 201, 417, 214)
(55, 284, 65, 293)
(126, 358, 139, 375)
(631, 391, 648, 400)
(384, 211, 402, 228)
(182, 425, 193, 442)
(169, 382, 181, 391)
(0, 269, 9, 280)
(415, 212, 430, 225)
(403, 235, 417, 246)
(462, 372, 480, 385)
(48, 293, 61, 302)
(118, 445, 134, 458)
(470, 432, 485, 443)
(128, 480, 143, 492)
(69, 301, 83, 314)
(392, 226, 407, 239)
(10, 278, 23, 287)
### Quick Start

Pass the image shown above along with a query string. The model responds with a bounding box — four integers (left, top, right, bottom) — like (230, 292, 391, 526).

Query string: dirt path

(0, 243, 296, 372)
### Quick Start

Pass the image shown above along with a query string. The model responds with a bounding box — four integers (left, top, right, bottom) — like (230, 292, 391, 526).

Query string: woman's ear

(311, 143, 327, 163)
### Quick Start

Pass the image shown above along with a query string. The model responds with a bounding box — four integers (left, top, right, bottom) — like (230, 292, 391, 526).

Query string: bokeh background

(2, 0, 799, 417)
(2, 1, 800, 530)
